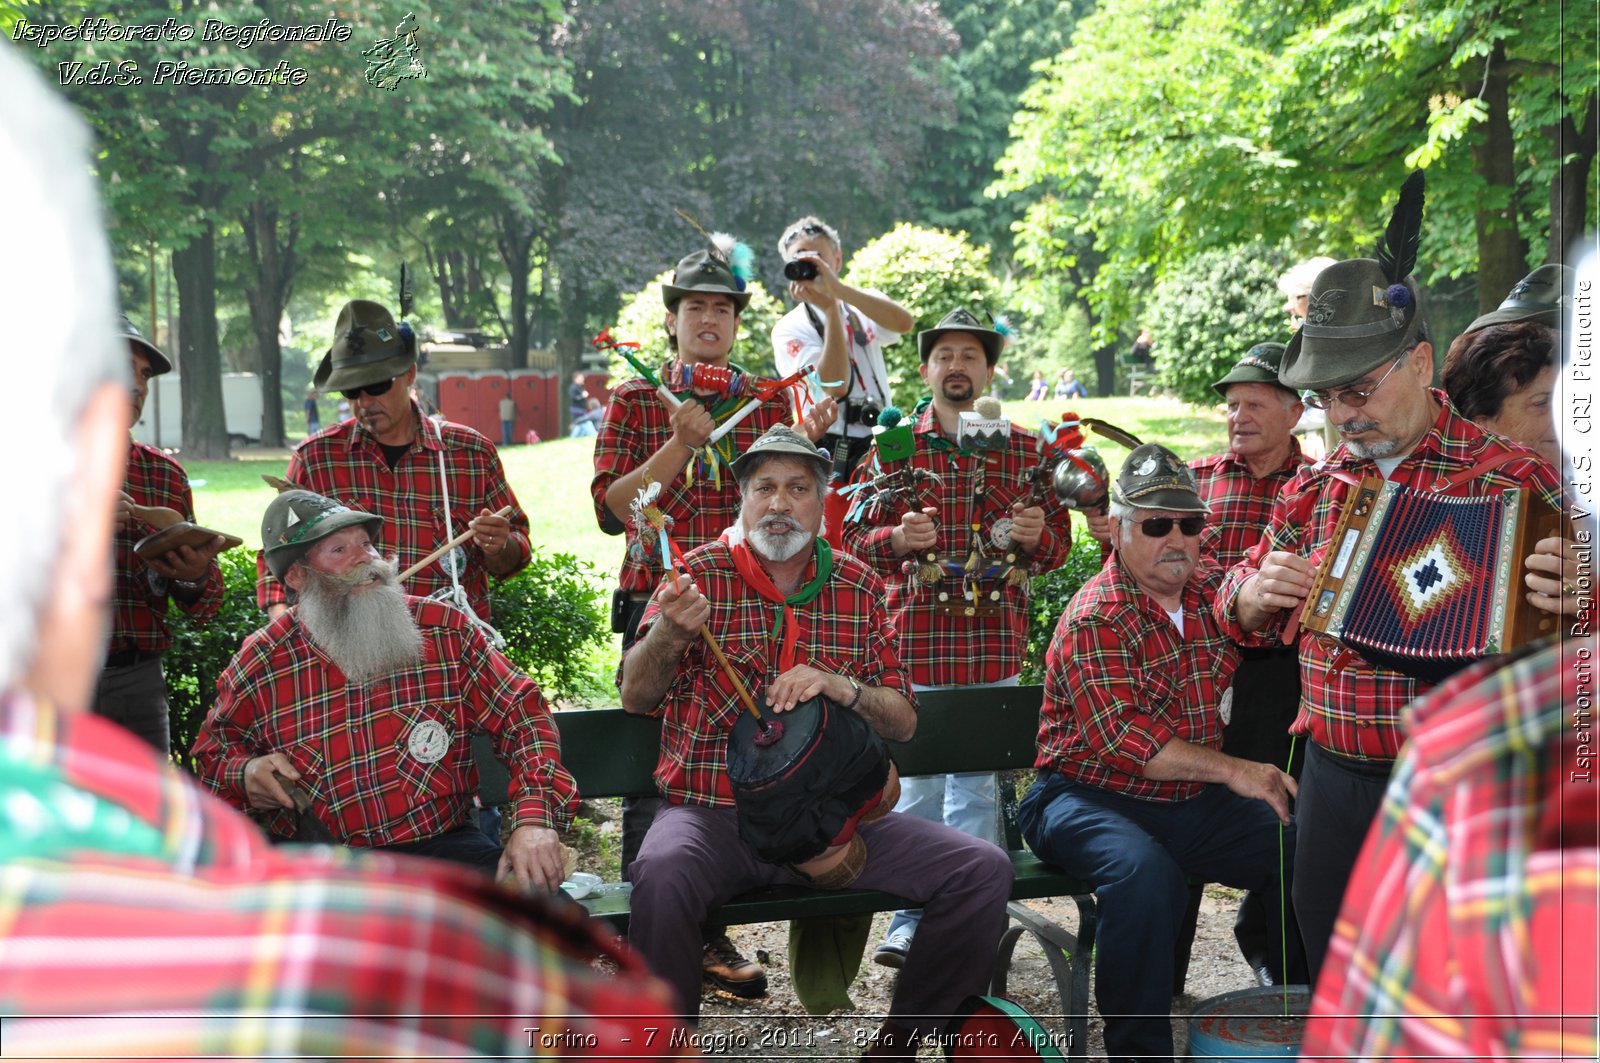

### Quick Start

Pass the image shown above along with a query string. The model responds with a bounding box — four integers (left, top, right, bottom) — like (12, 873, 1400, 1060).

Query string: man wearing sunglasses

(1019, 443, 1304, 1063)
(256, 300, 529, 622)
(1218, 253, 1563, 986)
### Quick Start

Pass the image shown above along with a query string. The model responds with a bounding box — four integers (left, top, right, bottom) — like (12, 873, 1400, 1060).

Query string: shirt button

(1355, 719, 1371, 727)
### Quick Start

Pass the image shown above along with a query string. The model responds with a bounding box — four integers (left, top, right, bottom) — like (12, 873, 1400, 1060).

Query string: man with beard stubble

(193, 490, 577, 890)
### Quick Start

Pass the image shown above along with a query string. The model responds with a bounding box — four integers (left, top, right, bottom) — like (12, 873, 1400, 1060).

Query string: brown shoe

(702, 933, 768, 998)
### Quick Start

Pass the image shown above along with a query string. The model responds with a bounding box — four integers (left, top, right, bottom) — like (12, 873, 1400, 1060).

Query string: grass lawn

(182, 394, 1228, 560)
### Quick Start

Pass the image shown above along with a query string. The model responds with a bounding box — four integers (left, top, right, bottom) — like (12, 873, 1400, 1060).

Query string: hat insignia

(285, 509, 301, 528)
(1305, 289, 1345, 326)
(1506, 278, 1533, 301)
(1135, 456, 1159, 476)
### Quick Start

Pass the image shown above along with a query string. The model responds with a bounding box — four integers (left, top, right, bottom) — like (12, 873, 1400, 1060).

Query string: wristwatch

(843, 677, 863, 710)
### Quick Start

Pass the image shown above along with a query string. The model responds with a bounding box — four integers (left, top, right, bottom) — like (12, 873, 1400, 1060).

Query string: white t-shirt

(771, 297, 900, 438)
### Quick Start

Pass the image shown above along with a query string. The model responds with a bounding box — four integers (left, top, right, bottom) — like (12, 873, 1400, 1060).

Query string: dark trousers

(1220, 647, 1305, 974)
(376, 824, 503, 878)
(92, 654, 171, 757)
(1293, 742, 1392, 985)
(1020, 772, 1305, 1062)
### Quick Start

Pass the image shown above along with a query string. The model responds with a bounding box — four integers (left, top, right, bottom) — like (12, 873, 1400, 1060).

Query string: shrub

(609, 268, 784, 382)
(163, 546, 614, 762)
(845, 224, 1003, 388)
(1021, 527, 1109, 683)
(1144, 240, 1294, 407)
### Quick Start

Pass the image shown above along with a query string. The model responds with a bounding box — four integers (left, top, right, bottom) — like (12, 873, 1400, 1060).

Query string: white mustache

(1157, 551, 1190, 564)
(1339, 418, 1380, 435)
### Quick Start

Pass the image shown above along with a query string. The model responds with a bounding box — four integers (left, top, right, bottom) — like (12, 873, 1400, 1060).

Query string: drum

(725, 694, 894, 882)
(943, 996, 1067, 1060)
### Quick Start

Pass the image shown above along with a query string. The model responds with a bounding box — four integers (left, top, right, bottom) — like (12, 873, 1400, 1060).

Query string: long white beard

(296, 557, 424, 683)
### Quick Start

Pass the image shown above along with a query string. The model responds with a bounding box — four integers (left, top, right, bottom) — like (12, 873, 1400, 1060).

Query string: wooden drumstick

(398, 505, 514, 581)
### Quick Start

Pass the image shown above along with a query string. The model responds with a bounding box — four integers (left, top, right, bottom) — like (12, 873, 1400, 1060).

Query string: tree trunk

(1473, 41, 1528, 313)
(1548, 96, 1598, 264)
(243, 201, 290, 448)
(555, 273, 590, 436)
(499, 217, 534, 369)
(172, 224, 231, 460)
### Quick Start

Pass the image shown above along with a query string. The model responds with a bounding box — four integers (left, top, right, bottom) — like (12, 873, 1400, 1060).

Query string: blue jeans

(883, 677, 1012, 941)
(1019, 772, 1304, 1062)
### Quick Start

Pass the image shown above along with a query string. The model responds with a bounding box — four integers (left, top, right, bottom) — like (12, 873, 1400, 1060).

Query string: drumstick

(398, 505, 514, 581)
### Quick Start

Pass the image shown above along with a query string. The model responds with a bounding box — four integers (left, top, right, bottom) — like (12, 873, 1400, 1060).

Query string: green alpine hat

(1464, 263, 1572, 333)
(119, 314, 172, 376)
(312, 300, 417, 393)
(661, 250, 751, 312)
(917, 307, 1004, 366)
(730, 422, 830, 482)
(1212, 342, 1293, 398)
(1111, 443, 1209, 514)
(262, 489, 383, 581)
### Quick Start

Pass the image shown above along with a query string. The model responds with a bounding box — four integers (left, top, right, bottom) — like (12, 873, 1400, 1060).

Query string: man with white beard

(192, 490, 578, 891)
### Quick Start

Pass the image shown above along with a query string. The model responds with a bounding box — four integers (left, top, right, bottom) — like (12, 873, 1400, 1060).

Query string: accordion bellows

(1303, 477, 1564, 683)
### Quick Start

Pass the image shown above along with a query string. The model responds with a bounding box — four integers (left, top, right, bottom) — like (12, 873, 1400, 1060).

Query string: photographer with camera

(772, 216, 913, 484)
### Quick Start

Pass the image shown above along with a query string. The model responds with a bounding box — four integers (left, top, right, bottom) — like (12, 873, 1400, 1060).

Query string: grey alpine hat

(729, 422, 830, 482)
(1212, 342, 1294, 398)
(119, 314, 172, 376)
(917, 307, 1004, 365)
(1111, 443, 1209, 515)
(661, 250, 751, 312)
(261, 489, 383, 581)
(1464, 263, 1573, 333)
(313, 300, 417, 392)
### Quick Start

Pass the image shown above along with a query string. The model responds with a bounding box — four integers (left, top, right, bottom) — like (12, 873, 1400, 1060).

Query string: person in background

(1056, 368, 1088, 399)
(499, 392, 517, 447)
(304, 388, 322, 436)
(0, 45, 690, 1058)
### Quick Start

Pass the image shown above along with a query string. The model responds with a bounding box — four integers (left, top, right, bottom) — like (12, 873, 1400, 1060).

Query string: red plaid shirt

(1217, 392, 1562, 760)
(0, 689, 689, 1058)
(592, 372, 798, 592)
(1036, 554, 1244, 802)
(192, 597, 577, 845)
(626, 540, 915, 807)
(1189, 438, 1304, 567)
(256, 407, 529, 619)
(842, 405, 1074, 685)
(110, 441, 223, 654)
(1304, 637, 1599, 1061)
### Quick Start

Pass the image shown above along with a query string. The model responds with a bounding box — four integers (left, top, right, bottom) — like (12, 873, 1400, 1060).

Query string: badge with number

(990, 516, 1015, 550)
(407, 719, 451, 764)
(1217, 686, 1234, 727)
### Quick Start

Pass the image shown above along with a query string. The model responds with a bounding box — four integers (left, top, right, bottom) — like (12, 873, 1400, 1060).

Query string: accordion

(1302, 475, 1565, 683)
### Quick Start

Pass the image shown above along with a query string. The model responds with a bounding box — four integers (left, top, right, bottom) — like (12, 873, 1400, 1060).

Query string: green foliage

(1144, 241, 1294, 407)
(164, 547, 269, 765)
(1021, 528, 1109, 683)
(845, 224, 1002, 387)
(608, 269, 783, 380)
(488, 549, 613, 705)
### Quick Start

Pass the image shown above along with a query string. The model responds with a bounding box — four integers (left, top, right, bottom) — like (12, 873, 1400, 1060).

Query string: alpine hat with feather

(917, 307, 1005, 366)
(1281, 170, 1427, 392)
(1464, 263, 1573, 333)
(313, 299, 417, 393)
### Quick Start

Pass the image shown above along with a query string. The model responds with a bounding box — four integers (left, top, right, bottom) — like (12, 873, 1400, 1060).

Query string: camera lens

(784, 258, 819, 282)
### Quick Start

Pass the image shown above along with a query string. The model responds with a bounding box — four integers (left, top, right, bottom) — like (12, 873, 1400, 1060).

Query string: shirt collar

(347, 400, 441, 455)
(1325, 386, 1458, 473)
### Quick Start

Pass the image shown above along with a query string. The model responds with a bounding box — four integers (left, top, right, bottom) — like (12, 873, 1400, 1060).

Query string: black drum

(725, 694, 891, 867)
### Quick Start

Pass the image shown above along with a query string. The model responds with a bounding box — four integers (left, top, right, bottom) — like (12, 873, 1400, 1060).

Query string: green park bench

(474, 685, 1099, 1060)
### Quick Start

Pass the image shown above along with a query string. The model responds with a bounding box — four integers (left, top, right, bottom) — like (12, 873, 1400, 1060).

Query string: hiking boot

(702, 933, 767, 998)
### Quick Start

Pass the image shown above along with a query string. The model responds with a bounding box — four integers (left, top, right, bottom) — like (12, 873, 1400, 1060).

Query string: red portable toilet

(474, 371, 511, 444)
(510, 368, 554, 442)
(437, 372, 477, 428)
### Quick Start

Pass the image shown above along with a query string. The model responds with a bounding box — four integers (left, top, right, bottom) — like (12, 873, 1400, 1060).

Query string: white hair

(1107, 499, 1140, 545)
(0, 52, 126, 689)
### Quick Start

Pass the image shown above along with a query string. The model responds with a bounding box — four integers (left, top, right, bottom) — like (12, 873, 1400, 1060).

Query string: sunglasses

(1302, 353, 1407, 411)
(781, 222, 828, 249)
(340, 377, 398, 400)
(1136, 516, 1205, 538)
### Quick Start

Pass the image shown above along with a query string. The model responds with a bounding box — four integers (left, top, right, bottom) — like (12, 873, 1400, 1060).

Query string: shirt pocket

(701, 639, 765, 732)
(378, 701, 466, 801)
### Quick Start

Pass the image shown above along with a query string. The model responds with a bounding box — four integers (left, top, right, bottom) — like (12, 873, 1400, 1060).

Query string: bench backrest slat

(473, 686, 1047, 806)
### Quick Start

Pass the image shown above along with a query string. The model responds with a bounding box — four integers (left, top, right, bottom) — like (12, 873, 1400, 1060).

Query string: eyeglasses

(1302, 354, 1407, 410)
(781, 223, 827, 249)
(1137, 516, 1205, 538)
(340, 377, 398, 400)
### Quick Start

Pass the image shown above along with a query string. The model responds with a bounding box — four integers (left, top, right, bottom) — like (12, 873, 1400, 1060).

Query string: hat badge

(1135, 456, 1159, 476)
(1305, 289, 1346, 326)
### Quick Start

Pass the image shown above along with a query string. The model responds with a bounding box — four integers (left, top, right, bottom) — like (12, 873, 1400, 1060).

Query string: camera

(848, 400, 883, 426)
(783, 257, 819, 282)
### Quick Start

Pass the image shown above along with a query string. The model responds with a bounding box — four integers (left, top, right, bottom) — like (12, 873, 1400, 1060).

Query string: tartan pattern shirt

(842, 405, 1074, 686)
(1303, 638, 1599, 1061)
(626, 540, 914, 807)
(1216, 392, 1561, 760)
(1036, 554, 1243, 802)
(1189, 437, 1304, 568)
(110, 441, 223, 654)
(256, 405, 529, 620)
(192, 597, 577, 845)
(591, 373, 796, 593)
(0, 690, 691, 1058)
